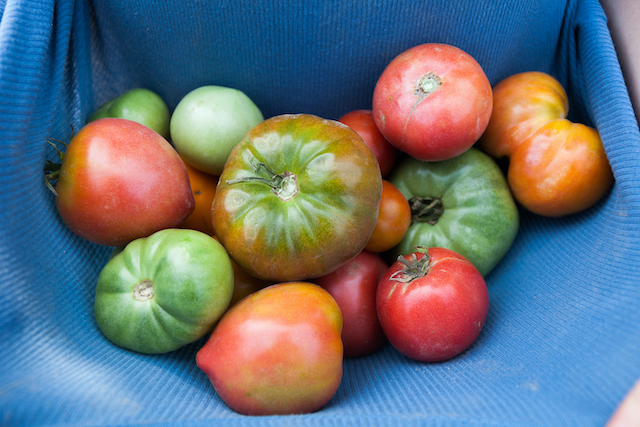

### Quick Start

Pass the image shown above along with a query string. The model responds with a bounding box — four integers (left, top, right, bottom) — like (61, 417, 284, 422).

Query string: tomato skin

(313, 250, 388, 358)
(377, 247, 489, 363)
(87, 88, 171, 139)
(179, 162, 218, 236)
(365, 180, 412, 253)
(372, 43, 493, 162)
(338, 109, 398, 176)
(55, 118, 195, 247)
(388, 148, 519, 277)
(212, 113, 382, 281)
(479, 71, 613, 217)
(196, 282, 343, 415)
(94, 229, 234, 354)
(170, 85, 264, 176)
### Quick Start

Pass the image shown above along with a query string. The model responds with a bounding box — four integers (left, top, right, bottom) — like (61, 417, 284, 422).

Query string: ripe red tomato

(54, 118, 195, 246)
(338, 109, 398, 176)
(479, 71, 614, 217)
(179, 161, 218, 236)
(372, 43, 493, 162)
(196, 282, 343, 415)
(377, 247, 489, 362)
(365, 180, 411, 253)
(313, 250, 388, 358)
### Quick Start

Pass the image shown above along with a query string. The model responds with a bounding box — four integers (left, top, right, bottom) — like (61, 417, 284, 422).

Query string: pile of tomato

(45, 42, 614, 416)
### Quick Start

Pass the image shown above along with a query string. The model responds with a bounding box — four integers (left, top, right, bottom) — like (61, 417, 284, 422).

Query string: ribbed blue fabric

(1, 0, 639, 425)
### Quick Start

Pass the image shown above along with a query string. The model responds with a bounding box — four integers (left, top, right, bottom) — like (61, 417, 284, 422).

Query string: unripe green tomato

(169, 85, 264, 176)
(94, 229, 234, 354)
(88, 88, 171, 139)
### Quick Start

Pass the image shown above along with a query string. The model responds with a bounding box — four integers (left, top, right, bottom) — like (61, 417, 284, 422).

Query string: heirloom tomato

(87, 88, 171, 139)
(94, 229, 234, 354)
(179, 161, 218, 236)
(54, 118, 194, 247)
(338, 109, 398, 176)
(479, 71, 614, 217)
(377, 247, 489, 362)
(212, 113, 382, 281)
(196, 282, 343, 415)
(388, 148, 519, 277)
(170, 85, 264, 176)
(372, 43, 493, 162)
(313, 250, 388, 358)
(365, 180, 412, 253)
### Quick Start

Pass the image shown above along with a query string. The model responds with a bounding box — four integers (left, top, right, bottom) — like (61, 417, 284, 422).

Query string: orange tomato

(179, 161, 218, 235)
(479, 71, 613, 217)
(365, 180, 411, 253)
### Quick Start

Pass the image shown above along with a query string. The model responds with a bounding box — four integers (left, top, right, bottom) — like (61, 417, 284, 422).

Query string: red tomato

(179, 161, 218, 236)
(196, 282, 343, 415)
(377, 247, 489, 362)
(313, 250, 388, 358)
(372, 43, 493, 162)
(479, 71, 613, 217)
(338, 109, 398, 176)
(55, 118, 194, 246)
(365, 180, 411, 253)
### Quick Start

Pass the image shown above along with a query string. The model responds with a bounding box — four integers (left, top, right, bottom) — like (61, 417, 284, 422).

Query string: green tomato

(94, 229, 234, 354)
(88, 88, 171, 139)
(169, 85, 264, 176)
(388, 148, 519, 277)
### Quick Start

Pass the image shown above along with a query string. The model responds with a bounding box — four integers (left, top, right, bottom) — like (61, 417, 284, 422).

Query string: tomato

(388, 148, 519, 277)
(179, 162, 218, 236)
(170, 85, 264, 176)
(212, 113, 382, 281)
(87, 88, 171, 139)
(372, 43, 493, 162)
(479, 71, 614, 217)
(94, 229, 234, 354)
(338, 109, 398, 176)
(365, 180, 412, 253)
(54, 118, 195, 247)
(312, 250, 388, 358)
(196, 282, 343, 415)
(228, 259, 272, 306)
(377, 247, 489, 362)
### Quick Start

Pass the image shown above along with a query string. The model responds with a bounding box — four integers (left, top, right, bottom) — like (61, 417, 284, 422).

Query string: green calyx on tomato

(388, 148, 519, 277)
(94, 228, 234, 354)
(212, 113, 382, 282)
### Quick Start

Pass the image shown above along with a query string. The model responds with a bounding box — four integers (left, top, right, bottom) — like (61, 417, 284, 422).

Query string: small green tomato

(88, 88, 171, 139)
(169, 85, 264, 175)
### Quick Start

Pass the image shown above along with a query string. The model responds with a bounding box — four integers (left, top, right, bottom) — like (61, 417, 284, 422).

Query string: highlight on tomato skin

(479, 71, 614, 217)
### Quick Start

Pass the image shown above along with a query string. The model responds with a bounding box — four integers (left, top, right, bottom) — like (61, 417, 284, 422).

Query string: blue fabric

(1, 0, 639, 425)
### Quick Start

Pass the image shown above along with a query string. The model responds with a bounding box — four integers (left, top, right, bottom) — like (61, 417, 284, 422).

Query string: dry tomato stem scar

(390, 246, 431, 283)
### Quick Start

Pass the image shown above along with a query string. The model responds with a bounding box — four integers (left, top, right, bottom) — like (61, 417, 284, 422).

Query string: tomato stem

(408, 196, 444, 225)
(415, 71, 442, 97)
(389, 246, 431, 283)
(226, 158, 300, 201)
